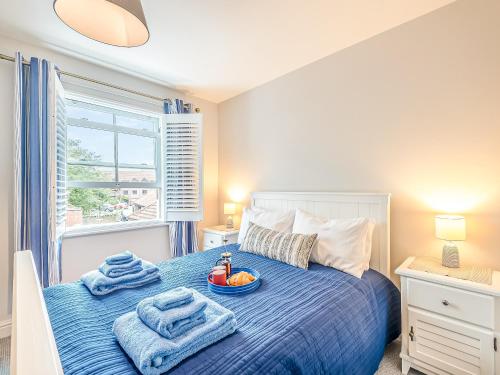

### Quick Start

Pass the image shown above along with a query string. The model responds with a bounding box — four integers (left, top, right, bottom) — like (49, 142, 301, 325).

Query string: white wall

(61, 226, 169, 283)
(0, 36, 15, 326)
(0, 35, 219, 321)
(218, 0, 500, 282)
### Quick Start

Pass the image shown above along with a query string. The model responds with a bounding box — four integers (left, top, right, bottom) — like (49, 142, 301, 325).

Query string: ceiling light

(53, 0, 149, 47)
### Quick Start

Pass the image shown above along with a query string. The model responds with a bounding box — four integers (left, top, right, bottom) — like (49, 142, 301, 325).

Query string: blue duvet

(43, 245, 400, 374)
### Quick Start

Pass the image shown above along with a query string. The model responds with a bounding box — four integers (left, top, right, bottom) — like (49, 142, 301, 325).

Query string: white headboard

(251, 192, 391, 278)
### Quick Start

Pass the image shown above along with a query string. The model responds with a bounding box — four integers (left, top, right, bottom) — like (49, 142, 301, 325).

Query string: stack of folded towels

(81, 251, 160, 295)
(113, 287, 237, 375)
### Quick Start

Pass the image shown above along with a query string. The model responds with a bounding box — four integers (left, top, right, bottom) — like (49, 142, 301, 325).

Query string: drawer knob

(441, 299, 449, 306)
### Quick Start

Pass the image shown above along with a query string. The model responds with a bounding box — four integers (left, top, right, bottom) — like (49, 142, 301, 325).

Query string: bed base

(11, 250, 63, 374)
(12, 191, 391, 374)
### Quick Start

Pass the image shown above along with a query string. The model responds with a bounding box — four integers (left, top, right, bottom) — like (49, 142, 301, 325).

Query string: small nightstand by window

(202, 225, 239, 251)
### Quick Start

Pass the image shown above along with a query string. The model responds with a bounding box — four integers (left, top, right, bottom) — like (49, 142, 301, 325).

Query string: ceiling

(0, 0, 455, 103)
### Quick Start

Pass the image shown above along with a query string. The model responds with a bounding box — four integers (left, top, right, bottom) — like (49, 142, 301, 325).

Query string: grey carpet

(376, 337, 423, 375)
(0, 337, 10, 375)
(0, 335, 421, 375)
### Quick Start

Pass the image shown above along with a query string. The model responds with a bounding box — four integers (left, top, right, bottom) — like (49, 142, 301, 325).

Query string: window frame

(65, 93, 162, 190)
(64, 92, 164, 232)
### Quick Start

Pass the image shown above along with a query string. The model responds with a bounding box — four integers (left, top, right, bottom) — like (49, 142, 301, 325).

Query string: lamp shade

(435, 215, 466, 241)
(54, 0, 149, 47)
(224, 203, 236, 215)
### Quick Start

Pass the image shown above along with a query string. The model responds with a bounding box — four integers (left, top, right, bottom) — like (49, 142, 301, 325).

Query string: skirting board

(0, 319, 11, 338)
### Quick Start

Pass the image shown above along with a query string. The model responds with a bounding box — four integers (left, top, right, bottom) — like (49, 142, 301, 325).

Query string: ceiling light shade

(54, 0, 149, 47)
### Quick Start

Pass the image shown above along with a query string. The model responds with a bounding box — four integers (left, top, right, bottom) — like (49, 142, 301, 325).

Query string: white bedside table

(396, 257, 500, 375)
(202, 225, 239, 251)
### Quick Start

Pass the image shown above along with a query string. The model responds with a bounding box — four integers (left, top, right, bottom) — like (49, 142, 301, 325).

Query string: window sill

(63, 220, 168, 239)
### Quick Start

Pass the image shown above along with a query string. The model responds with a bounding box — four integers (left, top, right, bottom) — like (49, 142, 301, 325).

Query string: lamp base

(442, 242, 460, 268)
(226, 216, 234, 229)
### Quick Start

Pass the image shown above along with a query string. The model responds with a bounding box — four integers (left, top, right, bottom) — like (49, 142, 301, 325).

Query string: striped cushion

(241, 222, 317, 269)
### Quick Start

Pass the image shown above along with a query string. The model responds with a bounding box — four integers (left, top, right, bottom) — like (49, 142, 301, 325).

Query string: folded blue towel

(105, 251, 134, 265)
(81, 261, 160, 295)
(137, 288, 207, 339)
(99, 257, 143, 278)
(153, 287, 194, 310)
(113, 290, 237, 375)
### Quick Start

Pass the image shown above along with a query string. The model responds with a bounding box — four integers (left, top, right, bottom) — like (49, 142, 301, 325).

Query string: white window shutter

(162, 114, 203, 222)
(50, 75, 67, 236)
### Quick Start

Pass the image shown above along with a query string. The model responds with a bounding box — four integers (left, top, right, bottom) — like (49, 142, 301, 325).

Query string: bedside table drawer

(407, 278, 494, 329)
(203, 233, 223, 250)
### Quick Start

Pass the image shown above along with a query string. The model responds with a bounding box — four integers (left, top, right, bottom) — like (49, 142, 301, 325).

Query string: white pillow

(237, 207, 295, 244)
(292, 209, 373, 278)
(363, 220, 375, 271)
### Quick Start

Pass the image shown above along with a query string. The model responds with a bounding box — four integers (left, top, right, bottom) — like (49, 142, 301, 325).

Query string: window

(64, 96, 161, 229)
(55, 92, 204, 234)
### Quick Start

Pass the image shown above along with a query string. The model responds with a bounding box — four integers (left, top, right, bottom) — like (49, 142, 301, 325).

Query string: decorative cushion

(240, 222, 317, 269)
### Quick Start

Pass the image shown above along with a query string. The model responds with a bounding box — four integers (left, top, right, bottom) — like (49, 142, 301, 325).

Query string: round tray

(207, 267, 261, 295)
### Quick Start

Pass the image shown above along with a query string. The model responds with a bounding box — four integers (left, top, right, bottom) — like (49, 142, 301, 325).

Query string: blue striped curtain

(163, 99, 199, 257)
(14, 53, 61, 287)
(169, 222, 199, 257)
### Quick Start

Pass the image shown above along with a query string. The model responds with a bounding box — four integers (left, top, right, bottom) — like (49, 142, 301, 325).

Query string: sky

(66, 102, 157, 167)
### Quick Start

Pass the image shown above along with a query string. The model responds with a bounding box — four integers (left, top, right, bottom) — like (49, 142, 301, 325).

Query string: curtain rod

(0, 53, 168, 103)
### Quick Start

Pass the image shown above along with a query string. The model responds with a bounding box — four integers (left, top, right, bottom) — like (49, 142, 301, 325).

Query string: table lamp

(435, 215, 466, 268)
(224, 203, 236, 229)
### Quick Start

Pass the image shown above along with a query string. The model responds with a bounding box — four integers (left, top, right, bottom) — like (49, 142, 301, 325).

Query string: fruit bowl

(207, 267, 261, 295)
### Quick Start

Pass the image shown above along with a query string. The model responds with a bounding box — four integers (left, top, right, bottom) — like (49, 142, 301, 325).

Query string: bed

(12, 192, 400, 375)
